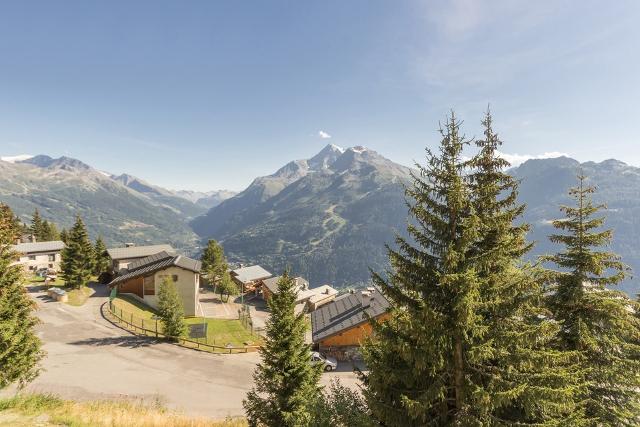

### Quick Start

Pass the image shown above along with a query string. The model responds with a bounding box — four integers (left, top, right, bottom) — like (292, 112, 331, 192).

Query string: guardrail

(104, 300, 261, 354)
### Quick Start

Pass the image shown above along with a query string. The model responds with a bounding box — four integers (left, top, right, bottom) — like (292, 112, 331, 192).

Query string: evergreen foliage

(0, 203, 44, 389)
(29, 209, 44, 241)
(157, 276, 186, 338)
(41, 220, 60, 241)
(92, 236, 110, 276)
(244, 270, 322, 426)
(217, 271, 238, 303)
(362, 112, 581, 425)
(200, 239, 228, 285)
(544, 175, 640, 425)
(59, 228, 68, 244)
(60, 215, 94, 289)
(310, 379, 373, 427)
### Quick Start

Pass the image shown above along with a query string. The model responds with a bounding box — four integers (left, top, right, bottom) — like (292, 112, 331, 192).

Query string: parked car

(311, 351, 338, 372)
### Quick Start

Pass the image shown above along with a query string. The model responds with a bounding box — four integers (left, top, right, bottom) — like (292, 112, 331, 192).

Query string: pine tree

(545, 175, 640, 425)
(465, 110, 583, 423)
(200, 239, 227, 286)
(92, 236, 110, 276)
(362, 112, 581, 425)
(244, 270, 322, 426)
(0, 203, 44, 389)
(59, 228, 68, 244)
(40, 220, 60, 241)
(60, 215, 94, 289)
(217, 270, 238, 302)
(30, 209, 44, 241)
(157, 276, 186, 338)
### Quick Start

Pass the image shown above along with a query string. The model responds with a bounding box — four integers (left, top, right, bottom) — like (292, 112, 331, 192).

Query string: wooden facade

(117, 276, 144, 298)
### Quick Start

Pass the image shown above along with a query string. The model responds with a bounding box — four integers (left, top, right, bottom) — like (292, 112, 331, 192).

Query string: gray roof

(106, 244, 174, 260)
(231, 265, 272, 283)
(262, 276, 309, 294)
(311, 289, 390, 343)
(109, 251, 201, 287)
(12, 240, 65, 254)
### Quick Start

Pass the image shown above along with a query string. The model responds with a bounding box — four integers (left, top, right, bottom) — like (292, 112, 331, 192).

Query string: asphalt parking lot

(2, 285, 361, 419)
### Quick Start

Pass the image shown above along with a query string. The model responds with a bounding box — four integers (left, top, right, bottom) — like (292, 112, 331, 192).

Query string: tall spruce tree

(41, 220, 60, 241)
(0, 203, 44, 389)
(92, 236, 110, 276)
(30, 209, 44, 241)
(362, 112, 581, 426)
(60, 215, 94, 289)
(157, 276, 186, 338)
(244, 270, 322, 426)
(545, 175, 640, 425)
(200, 239, 228, 286)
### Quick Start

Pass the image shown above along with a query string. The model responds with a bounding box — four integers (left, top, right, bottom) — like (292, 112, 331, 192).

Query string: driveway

(4, 283, 361, 419)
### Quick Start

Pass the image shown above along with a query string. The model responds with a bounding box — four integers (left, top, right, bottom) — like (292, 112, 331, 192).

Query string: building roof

(303, 285, 338, 304)
(106, 244, 174, 260)
(230, 265, 272, 283)
(311, 288, 390, 343)
(262, 276, 309, 294)
(109, 251, 201, 287)
(12, 240, 65, 254)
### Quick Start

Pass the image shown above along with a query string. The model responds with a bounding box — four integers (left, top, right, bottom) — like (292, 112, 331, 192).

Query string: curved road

(7, 285, 358, 419)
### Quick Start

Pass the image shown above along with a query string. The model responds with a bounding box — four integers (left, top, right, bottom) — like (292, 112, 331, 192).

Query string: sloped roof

(262, 276, 309, 294)
(12, 241, 65, 254)
(230, 265, 272, 283)
(106, 244, 174, 260)
(311, 288, 389, 343)
(109, 251, 201, 287)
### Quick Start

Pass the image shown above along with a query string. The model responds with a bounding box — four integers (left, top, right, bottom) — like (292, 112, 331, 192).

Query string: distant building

(230, 265, 272, 293)
(262, 276, 337, 312)
(11, 240, 65, 273)
(106, 244, 174, 272)
(108, 251, 201, 316)
(311, 287, 390, 360)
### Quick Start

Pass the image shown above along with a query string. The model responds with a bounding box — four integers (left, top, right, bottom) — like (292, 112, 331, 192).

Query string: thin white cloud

(497, 150, 568, 167)
(318, 131, 332, 139)
(1, 154, 33, 163)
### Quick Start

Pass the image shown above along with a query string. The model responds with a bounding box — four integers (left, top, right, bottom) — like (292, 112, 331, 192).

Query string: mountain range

(0, 155, 234, 254)
(1, 148, 639, 295)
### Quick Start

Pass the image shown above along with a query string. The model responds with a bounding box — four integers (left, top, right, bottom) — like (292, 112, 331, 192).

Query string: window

(172, 274, 178, 282)
(48, 254, 56, 262)
(143, 275, 155, 295)
(28, 255, 36, 261)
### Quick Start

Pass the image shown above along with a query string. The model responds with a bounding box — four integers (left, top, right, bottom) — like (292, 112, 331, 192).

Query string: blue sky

(0, 1, 639, 191)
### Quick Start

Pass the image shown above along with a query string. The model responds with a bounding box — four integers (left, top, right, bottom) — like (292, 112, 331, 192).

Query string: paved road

(4, 285, 360, 419)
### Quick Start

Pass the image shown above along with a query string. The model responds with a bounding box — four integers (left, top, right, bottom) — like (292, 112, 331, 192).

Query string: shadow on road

(69, 335, 160, 349)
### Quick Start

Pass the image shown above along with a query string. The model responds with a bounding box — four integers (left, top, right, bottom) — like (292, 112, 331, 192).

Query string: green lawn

(110, 295, 261, 349)
(184, 317, 262, 347)
(111, 294, 158, 319)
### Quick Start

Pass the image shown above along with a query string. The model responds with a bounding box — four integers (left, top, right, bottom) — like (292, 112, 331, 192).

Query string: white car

(311, 351, 338, 372)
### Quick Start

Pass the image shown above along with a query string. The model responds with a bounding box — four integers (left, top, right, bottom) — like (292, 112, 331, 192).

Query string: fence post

(155, 319, 158, 338)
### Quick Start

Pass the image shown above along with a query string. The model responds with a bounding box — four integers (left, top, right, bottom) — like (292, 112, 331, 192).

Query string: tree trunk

(454, 336, 464, 412)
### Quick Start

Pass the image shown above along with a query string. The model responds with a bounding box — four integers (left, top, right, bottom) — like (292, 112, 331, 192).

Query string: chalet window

(28, 255, 36, 260)
(172, 274, 178, 282)
(48, 254, 55, 262)
(143, 276, 155, 295)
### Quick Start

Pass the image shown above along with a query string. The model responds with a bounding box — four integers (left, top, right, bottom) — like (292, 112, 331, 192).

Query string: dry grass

(0, 393, 247, 427)
(66, 286, 95, 306)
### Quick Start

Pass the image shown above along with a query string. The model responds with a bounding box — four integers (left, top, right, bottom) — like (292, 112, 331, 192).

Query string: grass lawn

(26, 276, 65, 287)
(0, 393, 246, 427)
(111, 294, 158, 319)
(185, 317, 262, 347)
(111, 295, 261, 348)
